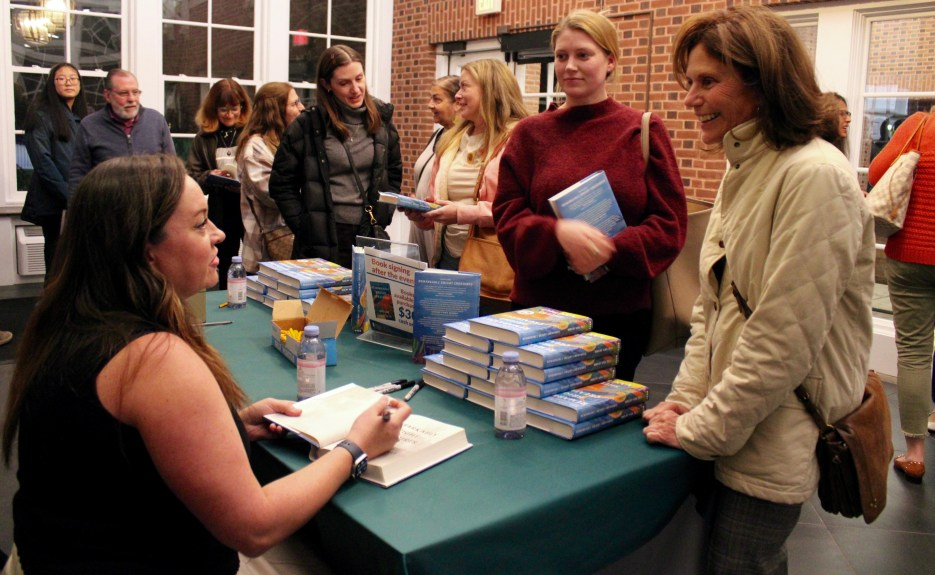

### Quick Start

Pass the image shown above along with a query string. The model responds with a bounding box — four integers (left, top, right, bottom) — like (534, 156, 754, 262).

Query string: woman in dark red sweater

(869, 107, 935, 482)
(494, 9, 687, 380)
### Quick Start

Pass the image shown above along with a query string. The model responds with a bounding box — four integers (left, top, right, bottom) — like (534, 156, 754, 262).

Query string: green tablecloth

(205, 293, 701, 575)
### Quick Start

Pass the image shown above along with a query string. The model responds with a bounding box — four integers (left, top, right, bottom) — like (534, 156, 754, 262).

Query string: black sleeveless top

(13, 330, 249, 574)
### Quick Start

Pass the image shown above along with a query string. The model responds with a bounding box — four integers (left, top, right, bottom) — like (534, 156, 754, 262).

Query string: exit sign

(476, 0, 502, 16)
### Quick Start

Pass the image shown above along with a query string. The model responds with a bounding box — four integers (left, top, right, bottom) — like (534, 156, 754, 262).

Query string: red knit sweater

(493, 98, 686, 316)
(869, 111, 935, 265)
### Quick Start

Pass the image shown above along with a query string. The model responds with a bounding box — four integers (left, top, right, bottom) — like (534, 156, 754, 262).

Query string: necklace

(218, 129, 237, 154)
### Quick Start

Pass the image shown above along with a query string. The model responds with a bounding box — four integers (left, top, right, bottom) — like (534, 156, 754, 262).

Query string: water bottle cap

(304, 324, 320, 337)
(231, 256, 243, 263)
(502, 351, 519, 363)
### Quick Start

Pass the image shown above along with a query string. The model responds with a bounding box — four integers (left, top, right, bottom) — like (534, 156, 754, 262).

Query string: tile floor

(2, 287, 933, 574)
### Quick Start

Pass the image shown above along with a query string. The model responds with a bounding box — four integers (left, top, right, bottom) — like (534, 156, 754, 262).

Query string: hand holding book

(555, 219, 615, 279)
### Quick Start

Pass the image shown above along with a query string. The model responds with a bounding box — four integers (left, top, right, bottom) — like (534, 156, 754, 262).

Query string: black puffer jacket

(269, 101, 401, 261)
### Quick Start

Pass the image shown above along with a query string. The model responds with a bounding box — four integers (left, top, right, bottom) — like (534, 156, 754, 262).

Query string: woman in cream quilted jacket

(642, 7, 875, 574)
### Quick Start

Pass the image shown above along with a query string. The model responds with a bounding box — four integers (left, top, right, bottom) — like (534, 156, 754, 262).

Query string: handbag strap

(728, 271, 832, 432)
(641, 111, 651, 163)
(887, 115, 929, 170)
(340, 139, 379, 226)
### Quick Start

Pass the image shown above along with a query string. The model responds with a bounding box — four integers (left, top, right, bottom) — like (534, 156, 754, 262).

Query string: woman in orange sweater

(869, 107, 935, 482)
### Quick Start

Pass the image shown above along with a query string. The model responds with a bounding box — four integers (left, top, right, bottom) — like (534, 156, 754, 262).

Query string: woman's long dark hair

(3, 154, 246, 464)
(23, 62, 90, 141)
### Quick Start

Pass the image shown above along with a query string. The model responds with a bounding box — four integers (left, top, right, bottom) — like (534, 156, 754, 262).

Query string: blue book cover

(443, 321, 491, 352)
(378, 191, 441, 212)
(526, 367, 616, 398)
(412, 270, 480, 363)
(548, 170, 627, 236)
(492, 354, 618, 384)
(260, 259, 352, 289)
(530, 380, 649, 423)
(492, 332, 621, 369)
(465, 386, 643, 440)
(439, 350, 490, 380)
(468, 307, 592, 346)
(351, 246, 369, 333)
(528, 405, 644, 440)
(423, 353, 470, 386)
(442, 340, 491, 367)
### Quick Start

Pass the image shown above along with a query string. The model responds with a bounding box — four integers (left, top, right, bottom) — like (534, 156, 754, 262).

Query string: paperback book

(421, 371, 469, 400)
(259, 259, 353, 290)
(423, 353, 470, 386)
(442, 340, 492, 367)
(439, 351, 489, 380)
(443, 321, 492, 352)
(264, 384, 472, 487)
(470, 367, 617, 399)
(412, 269, 480, 363)
(492, 332, 620, 369)
(548, 170, 627, 237)
(377, 191, 441, 212)
(468, 307, 593, 346)
(490, 354, 619, 384)
(527, 380, 649, 423)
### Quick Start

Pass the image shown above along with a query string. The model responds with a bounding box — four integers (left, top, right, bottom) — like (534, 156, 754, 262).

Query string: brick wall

(390, 0, 825, 198)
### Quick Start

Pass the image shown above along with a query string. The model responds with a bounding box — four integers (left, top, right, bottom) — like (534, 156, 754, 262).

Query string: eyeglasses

(54, 76, 79, 84)
(218, 106, 241, 115)
(110, 89, 142, 98)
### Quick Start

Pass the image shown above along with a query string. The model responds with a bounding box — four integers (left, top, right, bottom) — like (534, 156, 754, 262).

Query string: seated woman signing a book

(493, 10, 687, 380)
(402, 59, 527, 272)
(2, 154, 410, 574)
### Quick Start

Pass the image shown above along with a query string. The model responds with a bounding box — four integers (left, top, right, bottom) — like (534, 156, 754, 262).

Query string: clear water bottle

(495, 351, 526, 439)
(227, 256, 247, 309)
(297, 325, 326, 400)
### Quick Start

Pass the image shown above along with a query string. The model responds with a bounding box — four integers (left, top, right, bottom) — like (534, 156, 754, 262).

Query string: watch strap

(335, 439, 367, 479)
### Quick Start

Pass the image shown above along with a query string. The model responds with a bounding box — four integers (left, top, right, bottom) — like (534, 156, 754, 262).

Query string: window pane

(81, 76, 108, 114)
(288, 35, 326, 84)
(332, 0, 366, 39)
(165, 81, 209, 134)
(866, 15, 935, 93)
(213, 0, 254, 27)
(295, 87, 318, 108)
(290, 0, 326, 35)
(10, 9, 66, 66)
(793, 24, 817, 63)
(16, 134, 33, 191)
(342, 39, 366, 67)
(72, 14, 121, 71)
(12, 72, 45, 132)
(164, 23, 208, 76)
(862, 96, 935, 168)
(163, 0, 208, 22)
(75, 0, 121, 14)
(212, 28, 254, 79)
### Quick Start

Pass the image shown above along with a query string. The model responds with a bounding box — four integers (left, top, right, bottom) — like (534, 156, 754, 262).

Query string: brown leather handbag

(458, 141, 513, 300)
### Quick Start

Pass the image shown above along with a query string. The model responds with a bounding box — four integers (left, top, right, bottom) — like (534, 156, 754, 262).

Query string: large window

(289, 0, 368, 108)
(9, 0, 121, 191)
(162, 0, 257, 159)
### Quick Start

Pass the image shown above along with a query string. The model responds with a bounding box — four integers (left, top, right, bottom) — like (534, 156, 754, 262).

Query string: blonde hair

(436, 59, 528, 163)
(551, 10, 620, 81)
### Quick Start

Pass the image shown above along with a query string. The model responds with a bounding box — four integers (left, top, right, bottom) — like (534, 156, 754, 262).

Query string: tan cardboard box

(270, 289, 351, 366)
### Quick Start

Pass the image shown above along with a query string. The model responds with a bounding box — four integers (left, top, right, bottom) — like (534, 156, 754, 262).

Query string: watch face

(353, 457, 368, 479)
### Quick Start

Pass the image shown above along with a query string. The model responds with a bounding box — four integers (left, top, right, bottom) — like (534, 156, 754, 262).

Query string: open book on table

(264, 383, 472, 487)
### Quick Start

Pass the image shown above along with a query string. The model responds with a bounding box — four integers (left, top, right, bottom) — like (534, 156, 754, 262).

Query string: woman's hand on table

(238, 398, 301, 442)
(642, 402, 686, 450)
(346, 397, 412, 458)
(555, 219, 615, 276)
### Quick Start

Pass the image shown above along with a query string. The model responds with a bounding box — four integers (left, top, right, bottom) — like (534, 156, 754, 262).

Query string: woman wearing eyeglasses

(22, 62, 90, 278)
(187, 79, 253, 289)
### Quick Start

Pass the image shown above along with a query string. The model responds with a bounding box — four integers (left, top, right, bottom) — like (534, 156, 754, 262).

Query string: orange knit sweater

(869, 111, 935, 265)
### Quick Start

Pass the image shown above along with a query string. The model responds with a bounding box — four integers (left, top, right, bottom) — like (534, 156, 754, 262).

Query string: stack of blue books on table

(248, 259, 353, 310)
(420, 307, 649, 439)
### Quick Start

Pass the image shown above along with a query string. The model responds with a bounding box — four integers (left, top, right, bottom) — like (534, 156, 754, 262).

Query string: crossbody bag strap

(415, 128, 443, 186)
(340, 139, 379, 226)
(729, 277, 830, 431)
(465, 137, 509, 239)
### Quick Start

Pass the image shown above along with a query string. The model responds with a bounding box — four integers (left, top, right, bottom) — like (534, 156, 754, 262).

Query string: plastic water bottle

(227, 256, 247, 309)
(495, 351, 526, 439)
(297, 325, 326, 400)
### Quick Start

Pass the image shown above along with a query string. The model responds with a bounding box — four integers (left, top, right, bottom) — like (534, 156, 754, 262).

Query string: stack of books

(248, 259, 353, 309)
(420, 307, 649, 439)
